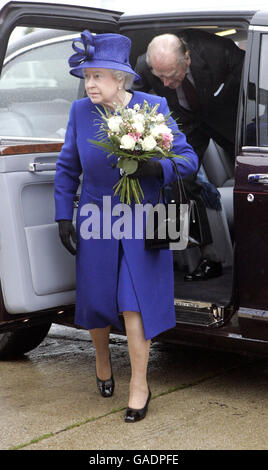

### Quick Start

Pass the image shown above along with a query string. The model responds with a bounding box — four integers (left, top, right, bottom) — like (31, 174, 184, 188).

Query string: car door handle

(248, 173, 268, 183)
(29, 162, 57, 172)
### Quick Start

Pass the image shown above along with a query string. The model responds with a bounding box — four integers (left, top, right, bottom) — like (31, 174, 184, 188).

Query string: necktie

(181, 76, 201, 113)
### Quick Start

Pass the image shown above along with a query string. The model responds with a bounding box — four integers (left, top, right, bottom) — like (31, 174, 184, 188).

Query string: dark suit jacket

(134, 29, 245, 159)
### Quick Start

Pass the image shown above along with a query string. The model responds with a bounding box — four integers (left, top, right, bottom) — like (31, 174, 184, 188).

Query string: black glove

(57, 219, 77, 255)
(128, 160, 163, 179)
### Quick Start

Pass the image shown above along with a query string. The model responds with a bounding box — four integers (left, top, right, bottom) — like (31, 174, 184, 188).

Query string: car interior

(123, 20, 248, 314)
(0, 29, 79, 139)
(0, 18, 250, 323)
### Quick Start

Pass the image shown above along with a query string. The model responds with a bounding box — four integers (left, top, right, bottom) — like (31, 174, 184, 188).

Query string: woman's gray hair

(111, 70, 135, 90)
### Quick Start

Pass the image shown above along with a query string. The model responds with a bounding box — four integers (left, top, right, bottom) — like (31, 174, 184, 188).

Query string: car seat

(202, 139, 234, 232)
(174, 139, 234, 272)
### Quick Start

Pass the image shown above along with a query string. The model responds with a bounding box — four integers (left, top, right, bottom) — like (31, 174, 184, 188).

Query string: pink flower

(128, 132, 142, 142)
(162, 133, 173, 150)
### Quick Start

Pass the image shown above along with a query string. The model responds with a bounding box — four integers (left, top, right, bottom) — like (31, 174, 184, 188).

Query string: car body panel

(234, 14, 268, 339)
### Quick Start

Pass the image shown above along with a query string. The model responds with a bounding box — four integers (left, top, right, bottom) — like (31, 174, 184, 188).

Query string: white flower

(155, 113, 165, 123)
(120, 134, 136, 151)
(134, 113, 145, 122)
(132, 118, 144, 134)
(151, 123, 171, 138)
(134, 104, 141, 111)
(141, 135, 157, 151)
(107, 116, 123, 133)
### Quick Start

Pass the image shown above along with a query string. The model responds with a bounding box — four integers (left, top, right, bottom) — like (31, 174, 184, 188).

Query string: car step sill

(174, 298, 224, 327)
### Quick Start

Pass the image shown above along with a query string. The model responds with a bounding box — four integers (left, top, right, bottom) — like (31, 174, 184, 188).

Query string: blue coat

(54, 91, 198, 340)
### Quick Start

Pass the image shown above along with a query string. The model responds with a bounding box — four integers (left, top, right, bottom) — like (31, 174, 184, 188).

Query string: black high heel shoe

(96, 374, 114, 397)
(96, 355, 114, 398)
(124, 389, 151, 423)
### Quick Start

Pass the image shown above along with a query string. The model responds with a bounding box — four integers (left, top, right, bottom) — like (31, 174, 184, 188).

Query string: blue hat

(68, 30, 140, 81)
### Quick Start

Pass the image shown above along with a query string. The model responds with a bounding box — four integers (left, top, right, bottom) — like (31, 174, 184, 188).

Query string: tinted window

(259, 34, 268, 146)
(0, 29, 80, 139)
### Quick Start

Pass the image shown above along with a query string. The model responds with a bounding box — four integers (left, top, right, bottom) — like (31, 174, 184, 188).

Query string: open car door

(235, 11, 268, 340)
(0, 1, 121, 315)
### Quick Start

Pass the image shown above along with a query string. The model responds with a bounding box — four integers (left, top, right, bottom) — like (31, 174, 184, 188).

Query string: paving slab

(0, 324, 267, 450)
(22, 363, 268, 451)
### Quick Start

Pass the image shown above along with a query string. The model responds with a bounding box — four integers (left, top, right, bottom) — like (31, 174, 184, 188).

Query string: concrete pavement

(0, 324, 267, 450)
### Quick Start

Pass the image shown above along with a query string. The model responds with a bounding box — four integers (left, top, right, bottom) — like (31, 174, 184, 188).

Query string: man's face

(150, 54, 190, 89)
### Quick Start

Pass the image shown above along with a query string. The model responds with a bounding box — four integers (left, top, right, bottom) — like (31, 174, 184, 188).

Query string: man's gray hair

(146, 34, 189, 67)
(111, 70, 135, 90)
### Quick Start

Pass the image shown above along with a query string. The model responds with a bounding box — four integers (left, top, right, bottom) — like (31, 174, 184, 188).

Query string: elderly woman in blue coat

(54, 31, 198, 423)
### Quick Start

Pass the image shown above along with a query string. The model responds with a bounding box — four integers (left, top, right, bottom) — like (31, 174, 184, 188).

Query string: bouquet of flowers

(89, 100, 183, 204)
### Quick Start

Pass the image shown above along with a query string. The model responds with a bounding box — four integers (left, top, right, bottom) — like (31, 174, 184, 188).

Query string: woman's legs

(89, 325, 112, 380)
(123, 310, 151, 409)
(89, 314, 150, 413)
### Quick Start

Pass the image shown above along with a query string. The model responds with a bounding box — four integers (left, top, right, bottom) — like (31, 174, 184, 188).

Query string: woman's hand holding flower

(128, 159, 163, 180)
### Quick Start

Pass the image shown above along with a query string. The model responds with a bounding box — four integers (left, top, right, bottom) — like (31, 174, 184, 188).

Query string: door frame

(0, 1, 121, 75)
(234, 14, 268, 340)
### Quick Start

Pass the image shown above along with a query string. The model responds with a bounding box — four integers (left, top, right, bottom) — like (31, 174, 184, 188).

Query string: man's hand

(57, 219, 77, 255)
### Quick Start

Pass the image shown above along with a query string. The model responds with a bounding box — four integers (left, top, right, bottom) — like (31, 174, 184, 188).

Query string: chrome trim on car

(248, 173, 268, 183)
(0, 136, 64, 143)
(249, 25, 268, 32)
(29, 162, 57, 172)
(242, 146, 268, 153)
(174, 298, 224, 326)
(238, 307, 268, 321)
(3, 34, 78, 65)
(174, 298, 212, 310)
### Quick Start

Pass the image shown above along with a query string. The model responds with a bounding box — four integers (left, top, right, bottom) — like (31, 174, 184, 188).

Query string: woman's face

(83, 68, 123, 108)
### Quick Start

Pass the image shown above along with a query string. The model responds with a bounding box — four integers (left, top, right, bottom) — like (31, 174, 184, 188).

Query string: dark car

(0, 0, 267, 358)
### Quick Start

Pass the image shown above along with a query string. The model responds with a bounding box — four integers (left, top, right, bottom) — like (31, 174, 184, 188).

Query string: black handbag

(144, 159, 203, 250)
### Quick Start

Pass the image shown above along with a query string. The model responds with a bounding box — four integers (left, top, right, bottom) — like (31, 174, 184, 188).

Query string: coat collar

(189, 48, 213, 102)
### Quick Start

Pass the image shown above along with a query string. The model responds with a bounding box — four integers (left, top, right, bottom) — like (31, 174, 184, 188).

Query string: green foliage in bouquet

(89, 100, 184, 204)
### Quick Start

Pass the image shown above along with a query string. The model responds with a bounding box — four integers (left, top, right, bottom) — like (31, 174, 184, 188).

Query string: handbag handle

(170, 158, 189, 203)
(159, 158, 189, 205)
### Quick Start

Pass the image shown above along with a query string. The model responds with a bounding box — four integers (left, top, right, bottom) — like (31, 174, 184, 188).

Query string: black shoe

(96, 355, 114, 398)
(184, 258, 222, 282)
(124, 389, 151, 423)
(96, 374, 114, 397)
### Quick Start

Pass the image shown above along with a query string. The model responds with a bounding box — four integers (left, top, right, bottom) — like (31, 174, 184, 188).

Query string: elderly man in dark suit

(134, 29, 245, 281)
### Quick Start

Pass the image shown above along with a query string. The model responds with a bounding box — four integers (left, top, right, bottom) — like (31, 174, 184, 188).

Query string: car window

(0, 28, 80, 140)
(258, 34, 268, 146)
